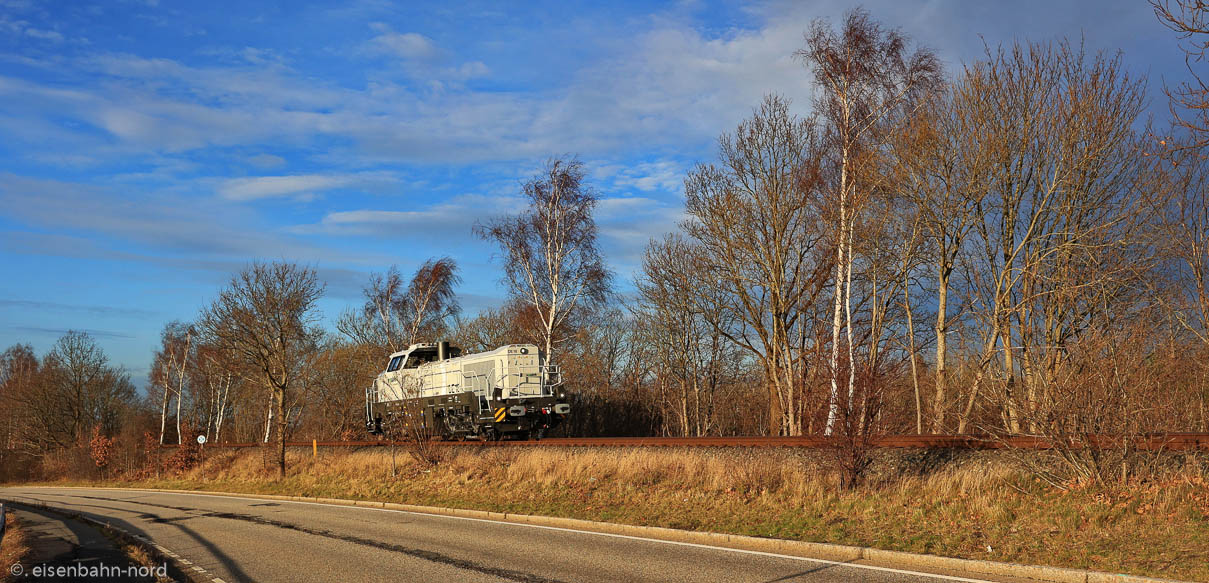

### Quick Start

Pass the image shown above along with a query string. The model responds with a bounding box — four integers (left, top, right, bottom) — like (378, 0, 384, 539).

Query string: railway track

(171, 433, 1209, 450)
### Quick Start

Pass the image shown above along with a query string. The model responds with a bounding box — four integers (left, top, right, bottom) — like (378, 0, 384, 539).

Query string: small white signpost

(196, 434, 207, 478)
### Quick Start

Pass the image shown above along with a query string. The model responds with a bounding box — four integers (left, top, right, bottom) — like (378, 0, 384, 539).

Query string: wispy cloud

(0, 173, 387, 265)
(13, 326, 135, 340)
(368, 23, 441, 61)
(0, 299, 159, 318)
(292, 193, 524, 238)
(218, 173, 394, 201)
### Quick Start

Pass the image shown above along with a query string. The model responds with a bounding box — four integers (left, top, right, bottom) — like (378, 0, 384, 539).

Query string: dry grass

(30, 446, 1209, 581)
(0, 509, 30, 583)
(121, 543, 173, 583)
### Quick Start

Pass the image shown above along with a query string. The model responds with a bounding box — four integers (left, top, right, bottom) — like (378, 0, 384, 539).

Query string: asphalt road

(0, 487, 1032, 583)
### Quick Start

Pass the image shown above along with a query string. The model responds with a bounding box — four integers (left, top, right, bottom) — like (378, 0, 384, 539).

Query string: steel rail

(161, 433, 1209, 450)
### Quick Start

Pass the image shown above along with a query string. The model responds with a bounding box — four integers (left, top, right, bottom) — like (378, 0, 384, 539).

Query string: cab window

(387, 356, 403, 372)
(405, 350, 438, 368)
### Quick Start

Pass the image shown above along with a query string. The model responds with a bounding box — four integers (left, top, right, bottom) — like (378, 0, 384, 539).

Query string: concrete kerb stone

(46, 487, 1185, 583)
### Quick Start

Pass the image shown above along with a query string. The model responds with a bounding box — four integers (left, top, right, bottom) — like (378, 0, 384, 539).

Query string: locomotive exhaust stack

(364, 342, 568, 440)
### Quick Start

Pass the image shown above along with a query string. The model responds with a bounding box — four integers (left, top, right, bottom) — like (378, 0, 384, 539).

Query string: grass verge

(0, 507, 30, 583)
(13, 446, 1209, 581)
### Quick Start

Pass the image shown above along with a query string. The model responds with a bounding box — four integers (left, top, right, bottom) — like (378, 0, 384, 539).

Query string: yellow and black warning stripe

(493, 407, 506, 423)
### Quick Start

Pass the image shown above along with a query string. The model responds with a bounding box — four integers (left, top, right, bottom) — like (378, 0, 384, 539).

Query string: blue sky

(0, 0, 1191, 383)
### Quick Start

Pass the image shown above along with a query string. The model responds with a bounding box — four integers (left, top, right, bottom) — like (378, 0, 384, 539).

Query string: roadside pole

(197, 435, 207, 481)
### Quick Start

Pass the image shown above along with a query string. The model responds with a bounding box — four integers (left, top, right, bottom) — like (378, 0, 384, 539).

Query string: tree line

(3, 5, 1209, 483)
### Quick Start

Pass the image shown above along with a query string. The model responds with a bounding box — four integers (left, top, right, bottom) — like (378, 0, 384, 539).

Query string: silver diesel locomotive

(365, 341, 570, 440)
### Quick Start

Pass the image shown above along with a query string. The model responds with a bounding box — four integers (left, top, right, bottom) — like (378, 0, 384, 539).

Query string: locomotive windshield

(385, 345, 466, 372)
(404, 349, 437, 368)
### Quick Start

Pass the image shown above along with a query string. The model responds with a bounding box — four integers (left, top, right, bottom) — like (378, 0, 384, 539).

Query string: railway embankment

(13, 446, 1209, 581)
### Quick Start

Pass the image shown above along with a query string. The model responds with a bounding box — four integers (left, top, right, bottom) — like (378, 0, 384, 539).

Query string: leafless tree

(197, 262, 324, 479)
(400, 257, 462, 344)
(452, 305, 519, 353)
(1158, 138, 1209, 427)
(950, 41, 1152, 434)
(9, 332, 135, 451)
(338, 259, 462, 353)
(1163, 140, 1209, 346)
(0, 344, 39, 452)
(190, 342, 241, 443)
(637, 235, 744, 437)
(150, 322, 193, 444)
(338, 267, 406, 352)
(1153, 0, 1209, 148)
(299, 338, 379, 440)
(680, 95, 830, 436)
(474, 157, 610, 362)
(889, 82, 998, 433)
(798, 7, 941, 435)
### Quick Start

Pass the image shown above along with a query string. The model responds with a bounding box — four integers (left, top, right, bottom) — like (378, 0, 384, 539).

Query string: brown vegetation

(37, 446, 1209, 581)
(0, 509, 30, 583)
(3, 7, 1209, 491)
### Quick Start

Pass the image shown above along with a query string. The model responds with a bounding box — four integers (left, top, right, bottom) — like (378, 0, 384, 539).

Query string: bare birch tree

(150, 321, 194, 444)
(798, 8, 941, 435)
(338, 258, 462, 352)
(400, 257, 461, 344)
(474, 157, 610, 362)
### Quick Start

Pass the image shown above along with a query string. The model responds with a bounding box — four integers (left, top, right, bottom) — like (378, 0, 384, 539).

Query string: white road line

(105, 489, 1004, 583)
(1, 494, 226, 583)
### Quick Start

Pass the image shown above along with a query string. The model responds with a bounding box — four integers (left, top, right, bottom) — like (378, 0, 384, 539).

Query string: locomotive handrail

(541, 364, 562, 388)
(459, 370, 495, 397)
(415, 364, 465, 394)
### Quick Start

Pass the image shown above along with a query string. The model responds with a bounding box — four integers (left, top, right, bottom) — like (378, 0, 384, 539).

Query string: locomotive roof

(385, 343, 537, 359)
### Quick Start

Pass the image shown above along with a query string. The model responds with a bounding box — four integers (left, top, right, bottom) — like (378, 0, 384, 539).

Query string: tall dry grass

(36, 445, 1209, 581)
(0, 509, 30, 583)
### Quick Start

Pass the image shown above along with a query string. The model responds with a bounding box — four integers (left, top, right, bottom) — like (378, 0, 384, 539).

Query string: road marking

(1, 493, 230, 583)
(106, 489, 1005, 583)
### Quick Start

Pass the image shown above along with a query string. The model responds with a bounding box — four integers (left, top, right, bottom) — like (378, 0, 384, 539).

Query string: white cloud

(23, 27, 63, 42)
(608, 160, 686, 193)
(0, 173, 383, 265)
(246, 153, 287, 169)
(0, 9, 821, 165)
(219, 174, 367, 201)
(10, 0, 1145, 170)
(294, 193, 523, 237)
(0, 16, 65, 43)
(368, 23, 441, 61)
(453, 61, 490, 80)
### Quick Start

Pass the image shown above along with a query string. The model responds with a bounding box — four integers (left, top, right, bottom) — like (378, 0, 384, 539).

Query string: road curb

(0, 497, 222, 583)
(30, 486, 1186, 583)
